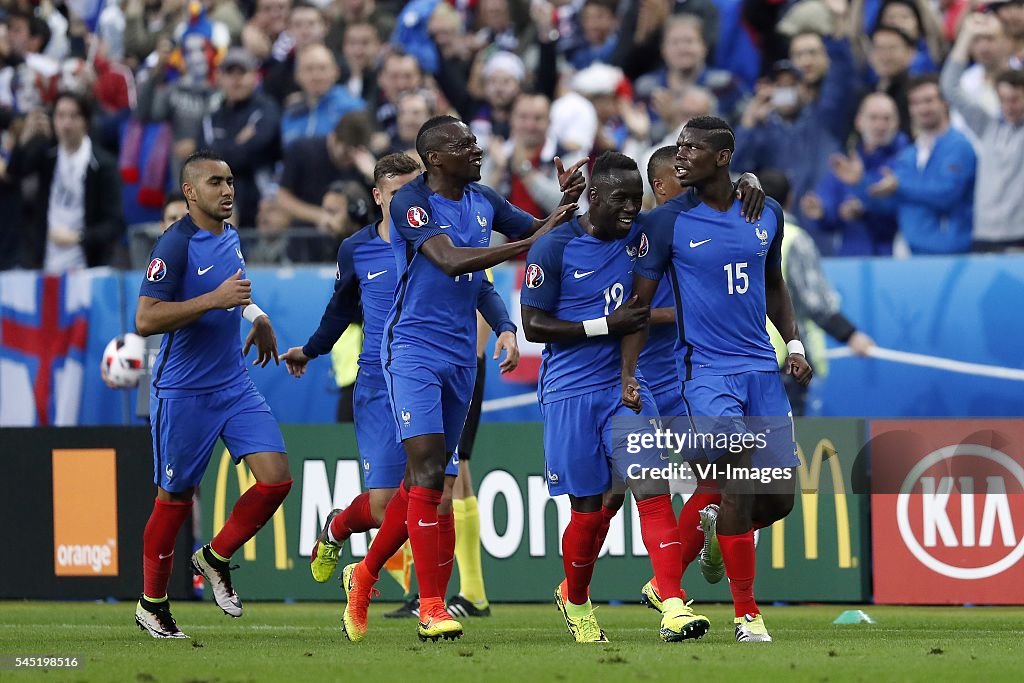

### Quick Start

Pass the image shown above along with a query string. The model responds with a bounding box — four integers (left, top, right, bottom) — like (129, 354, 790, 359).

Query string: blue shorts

(681, 371, 798, 468)
(356, 379, 458, 489)
(383, 357, 476, 453)
(541, 384, 664, 498)
(151, 379, 287, 493)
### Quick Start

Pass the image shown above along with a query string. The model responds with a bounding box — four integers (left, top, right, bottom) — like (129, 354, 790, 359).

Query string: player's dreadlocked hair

(646, 145, 677, 188)
(683, 115, 736, 152)
(591, 151, 639, 183)
(415, 115, 463, 167)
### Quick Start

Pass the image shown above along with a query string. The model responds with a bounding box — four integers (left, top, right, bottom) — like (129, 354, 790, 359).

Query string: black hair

(53, 91, 92, 123)
(591, 151, 639, 184)
(415, 115, 463, 166)
(758, 169, 791, 207)
(877, 0, 924, 34)
(180, 150, 228, 188)
(871, 24, 916, 49)
(683, 115, 736, 152)
(996, 68, 1024, 90)
(164, 192, 187, 209)
(333, 110, 374, 147)
(646, 145, 677, 187)
(906, 73, 942, 97)
(9, 10, 51, 53)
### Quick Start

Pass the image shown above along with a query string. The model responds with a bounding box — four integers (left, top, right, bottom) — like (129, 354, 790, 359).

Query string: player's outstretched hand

(607, 294, 650, 335)
(621, 374, 643, 412)
(494, 330, 520, 374)
(555, 156, 588, 203)
(535, 203, 579, 239)
(244, 316, 279, 368)
(735, 172, 765, 222)
(278, 346, 311, 378)
(784, 353, 813, 387)
(208, 269, 252, 309)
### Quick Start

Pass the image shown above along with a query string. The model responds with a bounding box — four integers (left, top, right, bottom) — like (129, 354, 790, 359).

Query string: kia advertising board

(871, 420, 1024, 604)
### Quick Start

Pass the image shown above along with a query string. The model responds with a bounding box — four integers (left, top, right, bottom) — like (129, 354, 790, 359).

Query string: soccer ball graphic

(101, 334, 147, 388)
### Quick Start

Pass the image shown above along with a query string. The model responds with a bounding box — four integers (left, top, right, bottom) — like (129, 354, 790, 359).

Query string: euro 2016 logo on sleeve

(146, 258, 167, 282)
(638, 233, 649, 258)
(525, 263, 544, 289)
(407, 206, 429, 228)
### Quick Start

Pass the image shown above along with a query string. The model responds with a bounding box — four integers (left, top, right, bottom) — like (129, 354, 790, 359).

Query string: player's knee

(369, 488, 395, 524)
(157, 487, 194, 503)
(602, 491, 625, 512)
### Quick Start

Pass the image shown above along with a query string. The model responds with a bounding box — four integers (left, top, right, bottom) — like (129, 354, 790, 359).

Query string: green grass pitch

(2, 601, 1023, 682)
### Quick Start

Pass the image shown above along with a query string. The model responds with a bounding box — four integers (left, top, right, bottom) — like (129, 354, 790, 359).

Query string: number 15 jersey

(636, 190, 785, 380)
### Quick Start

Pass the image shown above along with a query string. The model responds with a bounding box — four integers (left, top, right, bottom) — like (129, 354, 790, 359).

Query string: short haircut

(180, 150, 228, 188)
(374, 152, 422, 185)
(996, 69, 1024, 90)
(684, 115, 736, 152)
(583, 0, 618, 13)
(664, 13, 704, 38)
(871, 24, 916, 48)
(291, 1, 325, 18)
(906, 73, 942, 97)
(345, 20, 381, 41)
(591, 151, 639, 184)
(164, 192, 187, 209)
(9, 10, 51, 52)
(54, 91, 92, 122)
(333, 110, 374, 147)
(646, 146, 677, 187)
(415, 115, 463, 165)
(758, 169, 791, 207)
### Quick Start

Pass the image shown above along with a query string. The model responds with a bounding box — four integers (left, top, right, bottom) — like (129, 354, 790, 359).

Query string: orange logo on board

(52, 449, 119, 576)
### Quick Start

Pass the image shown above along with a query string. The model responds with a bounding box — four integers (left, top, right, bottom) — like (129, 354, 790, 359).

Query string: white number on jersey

(723, 262, 749, 295)
(603, 283, 625, 315)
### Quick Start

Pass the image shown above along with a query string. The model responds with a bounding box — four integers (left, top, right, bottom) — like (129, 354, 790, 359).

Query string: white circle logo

(896, 444, 1024, 580)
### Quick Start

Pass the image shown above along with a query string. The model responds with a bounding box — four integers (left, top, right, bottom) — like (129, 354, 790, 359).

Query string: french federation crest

(755, 225, 769, 246)
(407, 206, 430, 228)
(477, 214, 488, 227)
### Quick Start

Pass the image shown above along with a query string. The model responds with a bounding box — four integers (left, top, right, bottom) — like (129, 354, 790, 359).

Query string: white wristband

(583, 317, 609, 337)
(243, 304, 267, 323)
(787, 339, 805, 356)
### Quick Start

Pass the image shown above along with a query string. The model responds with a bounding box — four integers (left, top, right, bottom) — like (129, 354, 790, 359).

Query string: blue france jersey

(521, 217, 646, 402)
(636, 191, 784, 379)
(139, 216, 248, 397)
(385, 174, 534, 367)
(639, 278, 679, 393)
(303, 224, 395, 389)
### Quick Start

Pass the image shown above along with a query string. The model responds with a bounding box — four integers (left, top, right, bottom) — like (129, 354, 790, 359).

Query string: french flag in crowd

(0, 271, 91, 426)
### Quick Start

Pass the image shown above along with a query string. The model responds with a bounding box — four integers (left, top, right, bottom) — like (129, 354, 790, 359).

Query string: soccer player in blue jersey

(133, 151, 292, 639)
(622, 116, 813, 643)
(340, 115, 584, 643)
(276, 153, 519, 605)
(520, 151, 711, 644)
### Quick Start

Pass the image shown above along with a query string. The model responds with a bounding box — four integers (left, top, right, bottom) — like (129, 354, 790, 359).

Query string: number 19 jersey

(521, 217, 646, 403)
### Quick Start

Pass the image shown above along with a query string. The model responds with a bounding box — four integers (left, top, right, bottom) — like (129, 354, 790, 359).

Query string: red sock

(142, 499, 192, 599)
(329, 491, 377, 543)
(362, 483, 410, 578)
(437, 512, 455, 597)
(637, 495, 683, 600)
(719, 530, 759, 617)
(211, 480, 292, 559)
(678, 490, 722, 574)
(407, 486, 443, 600)
(591, 505, 618, 557)
(562, 509, 602, 605)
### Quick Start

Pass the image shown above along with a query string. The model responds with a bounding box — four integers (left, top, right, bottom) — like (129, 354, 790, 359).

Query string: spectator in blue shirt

(569, 0, 619, 69)
(832, 76, 976, 255)
(280, 44, 366, 147)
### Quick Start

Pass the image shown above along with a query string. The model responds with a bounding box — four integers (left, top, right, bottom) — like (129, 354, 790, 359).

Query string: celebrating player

(277, 153, 520, 601)
(133, 151, 291, 639)
(521, 151, 711, 644)
(340, 116, 584, 643)
(621, 116, 812, 643)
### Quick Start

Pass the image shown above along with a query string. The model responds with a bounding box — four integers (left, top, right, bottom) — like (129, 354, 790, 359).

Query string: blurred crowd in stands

(1, 0, 1023, 272)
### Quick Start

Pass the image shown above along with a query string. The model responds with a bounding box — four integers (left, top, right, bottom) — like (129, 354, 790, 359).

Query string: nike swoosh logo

(438, 225, 451, 229)
(573, 270, 596, 279)
(367, 270, 388, 280)
(158, 551, 174, 560)
(197, 265, 214, 275)
(689, 239, 711, 248)
(659, 541, 682, 548)
(418, 520, 438, 527)
(571, 561, 594, 568)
